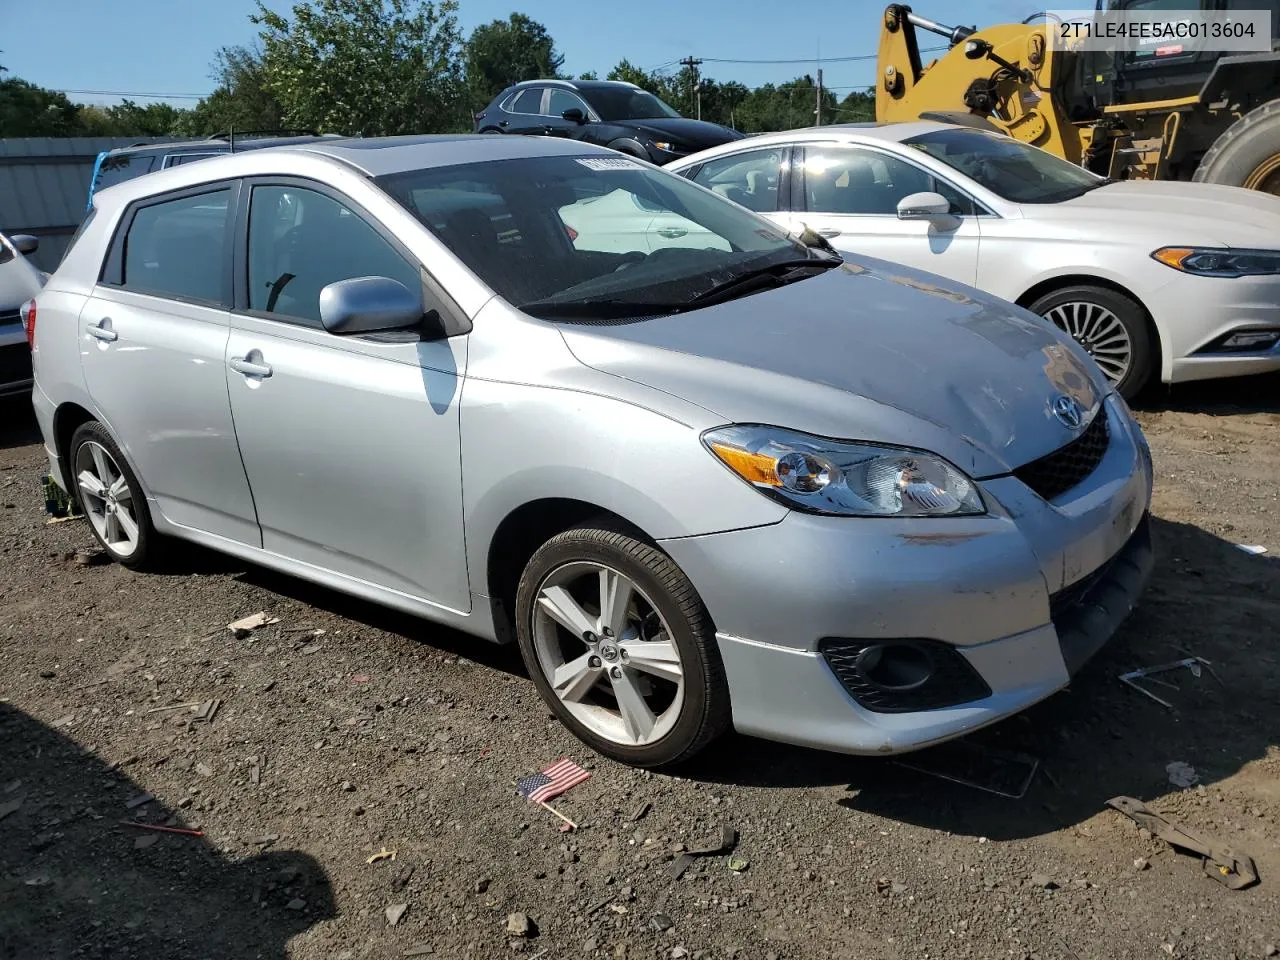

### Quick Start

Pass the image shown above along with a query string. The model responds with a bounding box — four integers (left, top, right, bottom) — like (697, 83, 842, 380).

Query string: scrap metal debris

(894, 738, 1040, 799)
(119, 820, 204, 838)
(688, 824, 738, 857)
(666, 854, 694, 880)
(1166, 761, 1200, 789)
(1107, 796, 1259, 890)
(1118, 657, 1223, 710)
(227, 612, 280, 638)
(1235, 544, 1268, 555)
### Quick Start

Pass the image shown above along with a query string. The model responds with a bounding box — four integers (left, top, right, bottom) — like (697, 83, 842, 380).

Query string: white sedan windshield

(906, 128, 1106, 204)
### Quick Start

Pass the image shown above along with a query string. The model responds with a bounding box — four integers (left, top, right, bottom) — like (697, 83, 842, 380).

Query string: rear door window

(113, 189, 232, 304)
(509, 88, 544, 114)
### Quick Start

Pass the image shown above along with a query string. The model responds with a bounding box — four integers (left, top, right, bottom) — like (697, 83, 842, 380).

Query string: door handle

(229, 356, 272, 378)
(656, 227, 688, 239)
(498, 120, 509, 127)
(816, 227, 842, 238)
(86, 319, 118, 342)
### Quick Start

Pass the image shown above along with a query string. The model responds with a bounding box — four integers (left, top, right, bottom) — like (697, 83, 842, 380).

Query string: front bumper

(659, 396, 1153, 755)
(1146, 271, 1280, 384)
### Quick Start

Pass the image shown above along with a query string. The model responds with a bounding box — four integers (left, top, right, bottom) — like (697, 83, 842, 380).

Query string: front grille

(821, 639, 992, 713)
(1014, 411, 1110, 502)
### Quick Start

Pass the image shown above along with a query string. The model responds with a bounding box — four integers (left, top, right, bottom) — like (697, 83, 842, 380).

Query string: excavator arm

(876, 4, 1087, 164)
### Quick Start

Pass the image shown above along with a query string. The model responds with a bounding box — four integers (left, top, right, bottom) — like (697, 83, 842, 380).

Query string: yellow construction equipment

(876, 3, 1280, 194)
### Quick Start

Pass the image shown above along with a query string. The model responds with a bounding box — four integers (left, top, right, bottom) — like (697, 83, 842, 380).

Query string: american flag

(516, 757, 591, 805)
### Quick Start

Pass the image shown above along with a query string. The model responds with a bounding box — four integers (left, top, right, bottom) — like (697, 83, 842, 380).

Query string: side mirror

(897, 192, 954, 221)
(562, 108, 587, 124)
(792, 223, 837, 254)
(319, 276, 425, 336)
(11, 234, 39, 255)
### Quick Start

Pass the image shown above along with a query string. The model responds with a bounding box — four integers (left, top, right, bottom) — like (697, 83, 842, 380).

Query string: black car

(86, 131, 346, 209)
(474, 79, 745, 164)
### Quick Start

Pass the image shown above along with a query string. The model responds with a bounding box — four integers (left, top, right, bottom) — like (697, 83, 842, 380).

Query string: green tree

(835, 88, 875, 123)
(177, 45, 285, 137)
(0, 75, 83, 136)
(253, 0, 468, 136)
(78, 100, 187, 136)
(464, 13, 563, 110)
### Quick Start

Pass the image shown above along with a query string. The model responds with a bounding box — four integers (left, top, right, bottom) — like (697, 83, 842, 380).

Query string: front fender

(460, 377, 789, 603)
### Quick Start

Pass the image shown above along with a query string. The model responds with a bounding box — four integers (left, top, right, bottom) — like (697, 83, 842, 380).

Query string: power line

(57, 89, 209, 100)
(697, 45, 946, 66)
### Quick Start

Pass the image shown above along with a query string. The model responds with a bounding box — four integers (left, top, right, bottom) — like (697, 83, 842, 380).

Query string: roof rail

(206, 129, 321, 142)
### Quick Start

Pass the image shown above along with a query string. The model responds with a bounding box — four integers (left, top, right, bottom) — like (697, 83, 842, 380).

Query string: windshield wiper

(519, 255, 840, 321)
(681, 256, 840, 310)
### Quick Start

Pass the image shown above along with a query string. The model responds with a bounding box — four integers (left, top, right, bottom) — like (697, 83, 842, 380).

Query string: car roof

(508, 78, 642, 93)
(664, 120, 959, 166)
(88, 133, 626, 209)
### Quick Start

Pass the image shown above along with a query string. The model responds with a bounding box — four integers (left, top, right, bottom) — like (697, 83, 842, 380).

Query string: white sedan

(667, 122, 1280, 398)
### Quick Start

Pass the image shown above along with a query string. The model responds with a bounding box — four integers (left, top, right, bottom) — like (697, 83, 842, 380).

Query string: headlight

(652, 141, 676, 152)
(703, 425, 985, 517)
(1152, 246, 1280, 278)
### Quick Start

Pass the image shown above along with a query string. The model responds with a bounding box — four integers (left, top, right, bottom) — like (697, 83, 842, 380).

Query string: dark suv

(474, 79, 744, 164)
(87, 131, 346, 209)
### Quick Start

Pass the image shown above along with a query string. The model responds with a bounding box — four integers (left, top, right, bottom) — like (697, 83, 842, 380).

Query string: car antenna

(229, 124, 236, 154)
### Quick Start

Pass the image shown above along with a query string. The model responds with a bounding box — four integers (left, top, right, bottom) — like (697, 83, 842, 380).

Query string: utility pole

(679, 55, 703, 119)
(816, 68, 823, 125)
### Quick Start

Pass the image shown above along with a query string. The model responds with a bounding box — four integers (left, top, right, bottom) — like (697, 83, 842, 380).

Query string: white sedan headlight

(703, 425, 984, 517)
(1152, 247, 1280, 278)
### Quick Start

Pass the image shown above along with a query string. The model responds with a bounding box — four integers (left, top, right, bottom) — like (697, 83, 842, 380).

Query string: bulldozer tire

(1193, 99, 1280, 196)
(1029, 284, 1154, 401)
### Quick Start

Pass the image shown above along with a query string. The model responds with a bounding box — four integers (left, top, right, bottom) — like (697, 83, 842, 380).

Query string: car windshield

(376, 155, 822, 318)
(904, 127, 1106, 204)
(580, 87, 682, 122)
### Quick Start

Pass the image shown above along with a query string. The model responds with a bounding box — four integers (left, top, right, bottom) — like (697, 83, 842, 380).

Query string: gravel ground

(2, 377, 1279, 960)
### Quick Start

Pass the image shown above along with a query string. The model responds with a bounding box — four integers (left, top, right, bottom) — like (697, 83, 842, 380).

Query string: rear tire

(68, 422, 165, 570)
(1193, 99, 1280, 196)
(514, 523, 731, 769)
(1028, 284, 1154, 400)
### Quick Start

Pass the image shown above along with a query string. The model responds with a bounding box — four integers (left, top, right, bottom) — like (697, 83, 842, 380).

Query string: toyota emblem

(1051, 395, 1083, 429)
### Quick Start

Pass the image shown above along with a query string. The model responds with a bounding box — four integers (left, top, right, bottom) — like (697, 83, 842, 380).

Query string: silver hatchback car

(31, 135, 1154, 768)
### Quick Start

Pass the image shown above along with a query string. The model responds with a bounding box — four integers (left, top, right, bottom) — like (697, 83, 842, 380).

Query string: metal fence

(0, 137, 178, 272)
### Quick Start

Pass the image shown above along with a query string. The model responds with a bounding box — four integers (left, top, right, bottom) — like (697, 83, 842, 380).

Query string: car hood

(1035, 181, 1280, 245)
(620, 117, 744, 149)
(557, 257, 1107, 478)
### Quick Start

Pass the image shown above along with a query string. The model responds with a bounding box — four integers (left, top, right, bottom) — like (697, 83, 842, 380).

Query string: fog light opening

(1201, 329, 1280, 354)
(855, 643, 934, 691)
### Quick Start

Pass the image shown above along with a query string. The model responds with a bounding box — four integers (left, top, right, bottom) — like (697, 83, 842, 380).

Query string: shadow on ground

(0, 397, 41, 451)
(1136, 370, 1280, 415)
(0, 705, 335, 960)
(691, 516, 1280, 840)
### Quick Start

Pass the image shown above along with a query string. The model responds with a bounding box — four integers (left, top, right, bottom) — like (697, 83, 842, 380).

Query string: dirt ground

(1, 375, 1278, 960)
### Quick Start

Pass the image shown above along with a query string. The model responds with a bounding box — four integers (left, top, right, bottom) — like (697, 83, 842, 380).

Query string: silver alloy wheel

(75, 440, 140, 558)
(532, 561, 685, 747)
(1043, 301, 1133, 385)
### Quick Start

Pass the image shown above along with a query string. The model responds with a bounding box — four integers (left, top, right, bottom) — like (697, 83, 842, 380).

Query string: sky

(2, 0, 1035, 108)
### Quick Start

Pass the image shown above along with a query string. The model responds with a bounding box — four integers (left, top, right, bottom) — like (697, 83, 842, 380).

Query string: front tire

(68, 422, 163, 569)
(514, 524, 730, 768)
(1029, 284, 1154, 400)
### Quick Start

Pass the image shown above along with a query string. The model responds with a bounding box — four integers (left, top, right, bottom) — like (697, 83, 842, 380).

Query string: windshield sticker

(575, 157, 645, 172)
